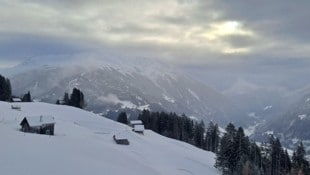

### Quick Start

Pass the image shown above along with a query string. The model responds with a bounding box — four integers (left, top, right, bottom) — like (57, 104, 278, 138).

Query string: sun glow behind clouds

(203, 21, 255, 40)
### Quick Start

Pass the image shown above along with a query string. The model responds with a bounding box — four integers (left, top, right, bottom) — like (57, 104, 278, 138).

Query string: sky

(0, 0, 310, 92)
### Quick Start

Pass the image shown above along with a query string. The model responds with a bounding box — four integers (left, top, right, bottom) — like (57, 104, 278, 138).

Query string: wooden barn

(133, 124, 145, 134)
(129, 120, 143, 127)
(11, 98, 22, 103)
(20, 116, 55, 135)
(113, 135, 130, 145)
(11, 105, 21, 111)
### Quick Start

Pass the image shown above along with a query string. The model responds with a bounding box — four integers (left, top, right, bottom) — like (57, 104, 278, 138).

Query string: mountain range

(2, 55, 245, 126)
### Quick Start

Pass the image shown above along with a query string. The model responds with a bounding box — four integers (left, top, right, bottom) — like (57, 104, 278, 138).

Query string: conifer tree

(0, 75, 12, 101)
(22, 91, 32, 102)
(215, 123, 238, 174)
(63, 92, 70, 105)
(117, 112, 128, 124)
(292, 142, 310, 175)
(69, 88, 85, 108)
(205, 121, 219, 152)
(194, 120, 205, 148)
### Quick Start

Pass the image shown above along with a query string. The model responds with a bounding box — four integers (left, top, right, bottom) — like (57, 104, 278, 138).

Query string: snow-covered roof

(134, 124, 144, 132)
(12, 98, 22, 102)
(25, 116, 55, 127)
(130, 120, 142, 125)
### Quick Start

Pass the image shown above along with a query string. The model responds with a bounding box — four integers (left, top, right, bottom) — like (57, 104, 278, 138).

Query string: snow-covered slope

(0, 101, 219, 175)
(6, 55, 243, 125)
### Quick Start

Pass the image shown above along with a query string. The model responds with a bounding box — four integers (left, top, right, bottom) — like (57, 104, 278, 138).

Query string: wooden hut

(20, 116, 55, 135)
(11, 98, 22, 102)
(11, 105, 21, 111)
(113, 135, 130, 145)
(133, 124, 145, 134)
(129, 120, 143, 127)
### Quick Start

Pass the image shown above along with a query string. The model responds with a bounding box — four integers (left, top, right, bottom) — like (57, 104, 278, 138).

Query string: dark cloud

(0, 32, 96, 61)
(0, 0, 310, 91)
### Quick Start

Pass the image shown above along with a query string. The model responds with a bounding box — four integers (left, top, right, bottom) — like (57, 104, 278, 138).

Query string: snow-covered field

(0, 102, 219, 175)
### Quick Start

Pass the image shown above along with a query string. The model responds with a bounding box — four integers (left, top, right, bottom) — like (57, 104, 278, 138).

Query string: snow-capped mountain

(5, 54, 244, 125)
(223, 79, 294, 123)
(252, 94, 310, 153)
(0, 101, 220, 175)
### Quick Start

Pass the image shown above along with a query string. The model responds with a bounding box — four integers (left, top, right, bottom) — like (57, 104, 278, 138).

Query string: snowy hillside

(0, 101, 219, 175)
(6, 55, 243, 125)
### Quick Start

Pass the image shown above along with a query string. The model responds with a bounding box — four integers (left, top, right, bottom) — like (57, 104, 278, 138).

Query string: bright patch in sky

(203, 21, 255, 40)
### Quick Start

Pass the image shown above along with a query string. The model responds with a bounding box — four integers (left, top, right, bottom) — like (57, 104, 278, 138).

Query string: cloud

(0, 0, 310, 90)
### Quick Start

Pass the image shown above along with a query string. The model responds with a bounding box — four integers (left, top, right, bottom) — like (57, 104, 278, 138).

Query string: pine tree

(63, 92, 70, 105)
(4, 78, 12, 101)
(292, 142, 310, 175)
(205, 121, 220, 153)
(215, 123, 238, 174)
(69, 88, 85, 108)
(234, 127, 251, 174)
(193, 120, 205, 148)
(117, 112, 128, 124)
(22, 91, 32, 102)
(0, 75, 12, 101)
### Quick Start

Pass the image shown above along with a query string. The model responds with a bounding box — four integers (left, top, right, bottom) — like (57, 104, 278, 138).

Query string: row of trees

(0, 74, 32, 102)
(134, 109, 310, 175)
(137, 110, 219, 152)
(57, 88, 85, 109)
(216, 123, 310, 175)
(0, 74, 12, 101)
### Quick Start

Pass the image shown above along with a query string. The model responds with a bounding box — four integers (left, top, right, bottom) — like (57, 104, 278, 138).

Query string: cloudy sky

(0, 0, 310, 91)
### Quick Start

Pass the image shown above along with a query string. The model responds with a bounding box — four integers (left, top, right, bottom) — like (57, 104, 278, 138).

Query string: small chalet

(113, 135, 130, 145)
(20, 116, 55, 135)
(11, 105, 21, 111)
(11, 98, 22, 102)
(129, 120, 143, 127)
(133, 124, 145, 134)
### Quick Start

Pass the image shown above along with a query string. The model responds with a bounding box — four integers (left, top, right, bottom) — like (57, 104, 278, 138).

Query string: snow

(163, 95, 175, 103)
(99, 94, 137, 109)
(248, 112, 256, 118)
(98, 94, 150, 111)
(188, 89, 200, 101)
(263, 105, 273, 111)
(129, 120, 143, 125)
(189, 116, 198, 121)
(133, 125, 145, 132)
(0, 102, 219, 175)
(265, 130, 274, 135)
(12, 98, 22, 102)
(289, 120, 296, 128)
(244, 122, 261, 136)
(298, 114, 307, 120)
(25, 116, 55, 126)
(137, 104, 150, 111)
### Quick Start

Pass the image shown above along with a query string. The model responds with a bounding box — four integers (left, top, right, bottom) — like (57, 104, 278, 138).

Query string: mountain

(223, 79, 294, 122)
(5, 55, 244, 125)
(0, 101, 219, 175)
(252, 94, 310, 153)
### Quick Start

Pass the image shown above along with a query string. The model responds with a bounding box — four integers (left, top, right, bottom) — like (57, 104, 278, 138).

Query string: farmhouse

(133, 124, 145, 134)
(11, 105, 21, 111)
(20, 116, 55, 135)
(129, 120, 143, 127)
(113, 135, 130, 145)
(11, 98, 22, 102)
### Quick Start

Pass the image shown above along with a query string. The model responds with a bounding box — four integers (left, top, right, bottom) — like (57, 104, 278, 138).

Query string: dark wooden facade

(20, 117, 55, 136)
(113, 135, 130, 145)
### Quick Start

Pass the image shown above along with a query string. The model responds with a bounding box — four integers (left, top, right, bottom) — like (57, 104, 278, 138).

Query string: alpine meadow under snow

(0, 101, 219, 175)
